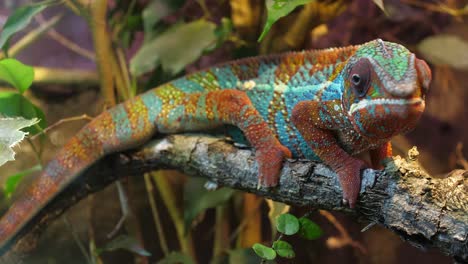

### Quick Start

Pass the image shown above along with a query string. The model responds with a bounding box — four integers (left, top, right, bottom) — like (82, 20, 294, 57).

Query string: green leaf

(0, 58, 34, 93)
(143, 1, 171, 36)
(276, 213, 299, 235)
(99, 234, 151, 257)
(212, 17, 233, 50)
(298, 217, 322, 240)
(184, 177, 235, 232)
(3, 165, 41, 198)
(157, 251, 194, 264)
(252, 243, 276, 260)
(141, 0, 186, 42)
(130, 19, 218, 76)
(0, 1, 52, 52)
(258, 0, 314, 42)
(0, 91, 46, 135)
(144, 0, 184, 25)
(272, 240, 295, 258)
(0, 117, 39, 167)
(418, 34, 468, 70)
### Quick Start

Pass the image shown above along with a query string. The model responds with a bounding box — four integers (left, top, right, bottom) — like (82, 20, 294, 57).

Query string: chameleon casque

(0, 39, 431, 253)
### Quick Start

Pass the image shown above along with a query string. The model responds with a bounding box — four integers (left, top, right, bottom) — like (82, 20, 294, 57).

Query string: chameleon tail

(0, 96, 156, 254)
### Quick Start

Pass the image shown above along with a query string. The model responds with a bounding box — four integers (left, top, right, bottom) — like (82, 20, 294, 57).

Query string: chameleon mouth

(348, 98, 423, 115)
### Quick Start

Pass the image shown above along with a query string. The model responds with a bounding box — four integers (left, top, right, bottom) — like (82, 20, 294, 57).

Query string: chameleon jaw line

(348, 98, 423, 115)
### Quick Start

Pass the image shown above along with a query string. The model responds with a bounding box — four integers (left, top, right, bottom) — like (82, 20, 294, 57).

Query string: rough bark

(9, 134, 468, 262)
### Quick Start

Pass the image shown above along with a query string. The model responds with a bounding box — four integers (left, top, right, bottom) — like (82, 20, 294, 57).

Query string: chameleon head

(341, 39, 431, 140)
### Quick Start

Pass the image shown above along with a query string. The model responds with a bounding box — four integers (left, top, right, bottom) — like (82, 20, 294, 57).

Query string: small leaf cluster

(0, 0, 57, 54)
(0, 59, 45, 195)
(0, 0, 55, 195)
(0, 0, 54, 134)
(130, 18, 232, 78)
(252, 213, 322, 261)
(0, 59, 46, 135)
(0, 57, 46, 190)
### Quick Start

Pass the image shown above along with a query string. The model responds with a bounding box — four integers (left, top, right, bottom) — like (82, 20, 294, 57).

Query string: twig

(63, 214, 92, 263)
(30, 114, 93, 141)
(213, 204, 230, 259)
(229, 197, 263, 243)
(143, 174, 169, 256)
(319, 210, 367, 254)
(106, 181, 130, 238)
(87, 194, 104, 264)
(33, 67, 99, 85)
(0, 15, 62, 59)
(35, 14, 95, 61)
(89, 0, 116, 106)
(26, 138, 43, 167)
(152, 171, 197, 261)
(196, 0, 212, 19)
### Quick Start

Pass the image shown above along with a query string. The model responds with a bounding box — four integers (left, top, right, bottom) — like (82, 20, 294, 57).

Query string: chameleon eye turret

(348, 58, 371, 97)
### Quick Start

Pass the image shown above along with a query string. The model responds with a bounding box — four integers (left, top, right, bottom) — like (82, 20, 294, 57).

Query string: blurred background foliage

(0, 0, 467, 263)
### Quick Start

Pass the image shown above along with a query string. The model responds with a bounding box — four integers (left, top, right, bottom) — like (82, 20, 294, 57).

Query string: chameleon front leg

(291, 101, 366, 208)
(160, 89, 291, 187)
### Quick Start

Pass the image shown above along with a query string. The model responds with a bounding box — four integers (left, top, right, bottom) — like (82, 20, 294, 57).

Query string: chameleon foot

(256, 143, 292, 187)
(336, 158, 367, 208)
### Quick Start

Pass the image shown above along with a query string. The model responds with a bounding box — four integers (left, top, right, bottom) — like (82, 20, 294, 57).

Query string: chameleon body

(0, 39, 431, 253)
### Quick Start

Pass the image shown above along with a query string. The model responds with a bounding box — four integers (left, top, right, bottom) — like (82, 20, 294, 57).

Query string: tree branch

(10, 134, 468, 262)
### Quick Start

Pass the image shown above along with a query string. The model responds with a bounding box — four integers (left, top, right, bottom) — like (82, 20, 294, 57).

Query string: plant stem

(109, 48, 131, 100)
(144, 173, 170, 256)
(63, 214, 92, 263)
(33, 67, 99, 85)
(0, 14, 62, 59)
(152, 171, 197, 262)
(238, 193, 262, 247)
(213, 204, 230, 259)
(26, 138, 43, 166)
(35, 13, 95, 60)
(116, 47, 132, 96)
(89, 0, 116, 106)
(30, 114, 92, 140)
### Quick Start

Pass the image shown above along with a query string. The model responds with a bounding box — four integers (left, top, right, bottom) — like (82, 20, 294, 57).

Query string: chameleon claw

(336, 158, 367, 209)
(342, 198, 356, 209)
(342, 198, 348, 205)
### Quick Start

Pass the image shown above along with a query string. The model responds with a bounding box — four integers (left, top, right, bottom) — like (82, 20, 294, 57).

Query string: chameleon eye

(349, 59, 371, 97)
(351, 74, 361, 85)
